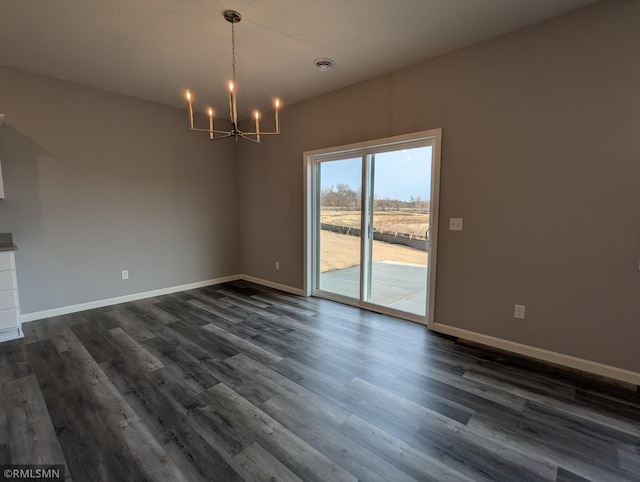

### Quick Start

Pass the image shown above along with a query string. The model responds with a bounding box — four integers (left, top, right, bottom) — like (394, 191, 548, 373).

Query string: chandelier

(185, 10, 281, 142)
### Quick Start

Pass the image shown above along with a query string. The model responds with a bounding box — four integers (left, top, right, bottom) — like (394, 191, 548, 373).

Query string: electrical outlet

(514, 304, 525, 320)
(449, 218, 463, 231)
(121, 270, 129, 280)
(275, 261, 280, 270)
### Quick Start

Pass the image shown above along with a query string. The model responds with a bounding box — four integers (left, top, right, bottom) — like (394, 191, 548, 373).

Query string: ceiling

(0, 0, 600, 121)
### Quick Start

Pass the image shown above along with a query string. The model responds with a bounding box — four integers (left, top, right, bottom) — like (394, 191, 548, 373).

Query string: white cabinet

(0, 251, 21, 341)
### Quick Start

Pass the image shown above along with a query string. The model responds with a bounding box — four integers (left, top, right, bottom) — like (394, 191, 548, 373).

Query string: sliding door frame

(303, 128, 442, 327)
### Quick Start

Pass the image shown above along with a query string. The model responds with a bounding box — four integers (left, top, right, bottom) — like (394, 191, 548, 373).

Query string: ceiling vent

(314, 58, 334, 71)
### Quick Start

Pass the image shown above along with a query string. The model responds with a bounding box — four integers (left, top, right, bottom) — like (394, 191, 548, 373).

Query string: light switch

(449, 218, 463, 231)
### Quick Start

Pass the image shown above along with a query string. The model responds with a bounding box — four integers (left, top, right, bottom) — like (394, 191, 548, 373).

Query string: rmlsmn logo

(1, 465, 65, 482)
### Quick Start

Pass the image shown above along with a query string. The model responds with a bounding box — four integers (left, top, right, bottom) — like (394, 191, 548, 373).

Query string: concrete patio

(319, 261, 427, 315)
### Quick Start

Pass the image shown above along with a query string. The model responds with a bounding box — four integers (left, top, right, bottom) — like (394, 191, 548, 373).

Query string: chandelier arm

(238, 134, 260, 143)
(209, 134, 234, 141)
(189, 128, 234, 134)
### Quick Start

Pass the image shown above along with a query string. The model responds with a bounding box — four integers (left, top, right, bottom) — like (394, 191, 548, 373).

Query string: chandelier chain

(231, 21, 237, 83)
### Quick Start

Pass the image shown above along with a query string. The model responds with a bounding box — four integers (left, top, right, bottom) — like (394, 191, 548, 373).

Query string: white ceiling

(0, 0, 600, 121)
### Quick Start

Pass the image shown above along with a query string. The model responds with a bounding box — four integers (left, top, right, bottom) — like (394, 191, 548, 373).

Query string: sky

(320, 146, 432, 201)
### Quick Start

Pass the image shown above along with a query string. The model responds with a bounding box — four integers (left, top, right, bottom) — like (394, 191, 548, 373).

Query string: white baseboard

(238, 275, 306, 297)
(17, 276, 637, 386)
(432, 322, 640, 386)
(19, 274, 304, 324)
(20, 275, 241, 323)
(0, 327, 23, 342)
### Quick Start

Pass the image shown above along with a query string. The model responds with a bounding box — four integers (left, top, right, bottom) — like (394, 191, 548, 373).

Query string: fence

(321, 223, 428, 252)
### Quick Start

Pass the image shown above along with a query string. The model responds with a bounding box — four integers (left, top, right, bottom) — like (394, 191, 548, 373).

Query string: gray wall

(0, 66, 240, 314)
(238, 0, 640, 372)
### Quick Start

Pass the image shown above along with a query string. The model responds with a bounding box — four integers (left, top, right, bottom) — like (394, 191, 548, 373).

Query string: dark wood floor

(1, 281, 639, 481)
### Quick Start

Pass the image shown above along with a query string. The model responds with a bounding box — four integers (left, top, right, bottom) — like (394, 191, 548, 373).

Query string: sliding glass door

(307, 130, 441, 324)
(367, 146, 431, 314)
(317, 157, 362, 300)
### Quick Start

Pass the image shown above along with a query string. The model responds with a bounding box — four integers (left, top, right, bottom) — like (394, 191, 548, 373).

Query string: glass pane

(368, 146, 431, 315)
(318, 157, 362, 300)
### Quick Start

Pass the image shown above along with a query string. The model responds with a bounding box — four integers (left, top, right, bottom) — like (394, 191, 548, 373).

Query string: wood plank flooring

(1, 280, 639, 481)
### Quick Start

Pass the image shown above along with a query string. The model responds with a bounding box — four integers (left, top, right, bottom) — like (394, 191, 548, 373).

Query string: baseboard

(19, 278, 636, 386)
(0, 327, 23, 342)
(432, 323, 640, 386)
(239, 275, 306, 296)
(20, 274, 304, 324)
(20, 275, 241, 323)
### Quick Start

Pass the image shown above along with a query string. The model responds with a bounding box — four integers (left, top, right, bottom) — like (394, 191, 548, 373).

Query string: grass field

(321, 210, 430, 238)
(320, 231, 428, 272)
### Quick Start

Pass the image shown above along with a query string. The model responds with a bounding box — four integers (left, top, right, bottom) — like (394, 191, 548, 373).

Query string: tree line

(321, 184, 430, 211)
